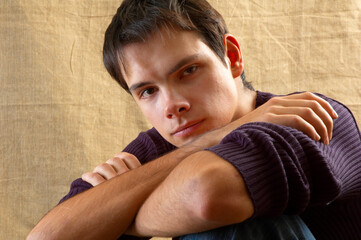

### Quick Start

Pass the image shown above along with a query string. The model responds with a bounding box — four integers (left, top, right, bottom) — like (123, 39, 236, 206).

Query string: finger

(113, 152, 141, 169)
(270, 113, 321, 142)
(277, 98, 334, 141)
(303, 99, 334, 141)
(82, 172, 106, 186)
(106, 157, 130, 175)
(93, 163, 118, 180)
(271, 105, 331, 144)
(283, 92, 338, 119)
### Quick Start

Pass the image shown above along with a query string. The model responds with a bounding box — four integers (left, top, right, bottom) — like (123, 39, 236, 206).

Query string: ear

(223, 34, 244, 78)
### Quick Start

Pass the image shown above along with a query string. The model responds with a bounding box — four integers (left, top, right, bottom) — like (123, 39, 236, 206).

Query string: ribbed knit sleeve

(207, 92, 361, 239)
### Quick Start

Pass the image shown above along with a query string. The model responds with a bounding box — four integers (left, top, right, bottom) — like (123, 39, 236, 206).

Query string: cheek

(138, 99, 167, 131)
(205, 83, 238, 120)
(140, 105, 161, 125)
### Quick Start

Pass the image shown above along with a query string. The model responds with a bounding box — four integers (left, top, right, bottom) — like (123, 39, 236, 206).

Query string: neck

(233, 87, 257, 121)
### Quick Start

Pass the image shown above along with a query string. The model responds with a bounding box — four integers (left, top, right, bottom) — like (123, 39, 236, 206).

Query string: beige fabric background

(1, 0, 360, 239)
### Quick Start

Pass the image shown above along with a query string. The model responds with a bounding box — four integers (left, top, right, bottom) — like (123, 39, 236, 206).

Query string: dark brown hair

(103, 0, 253, 92)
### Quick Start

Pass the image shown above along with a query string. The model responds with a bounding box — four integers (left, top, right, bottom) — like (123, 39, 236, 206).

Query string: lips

(171, 120, 204, 137)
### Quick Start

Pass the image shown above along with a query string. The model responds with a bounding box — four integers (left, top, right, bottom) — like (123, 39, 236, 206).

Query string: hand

(194, 92, 338, 148)
(240, 92, 338, 145)
(82, 152, 141, 186)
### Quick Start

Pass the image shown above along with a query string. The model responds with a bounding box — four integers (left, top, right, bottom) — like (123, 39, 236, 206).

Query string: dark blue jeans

(179, 215, 315, 240)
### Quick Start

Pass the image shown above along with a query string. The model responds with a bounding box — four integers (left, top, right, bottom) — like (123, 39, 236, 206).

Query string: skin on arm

(82, 152, 141, 186)
(125, 92, 339, 237)
(84, 92, 338, 192)
(126, 150, 254, 237)
(26, 145, 202, 240)
(27, 92, 337, 239)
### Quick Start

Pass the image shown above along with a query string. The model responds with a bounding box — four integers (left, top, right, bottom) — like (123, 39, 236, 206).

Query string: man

(28, 0, 361, 239)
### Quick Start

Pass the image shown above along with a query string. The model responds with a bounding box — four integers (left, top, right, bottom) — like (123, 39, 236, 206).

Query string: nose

(163, 92, 190, 119)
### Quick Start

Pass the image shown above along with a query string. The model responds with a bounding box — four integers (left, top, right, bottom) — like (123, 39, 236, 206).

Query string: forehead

(120, 29, 217, 86)
(122, 29, 202, 66)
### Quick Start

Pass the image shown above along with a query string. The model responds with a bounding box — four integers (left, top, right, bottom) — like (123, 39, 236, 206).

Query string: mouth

(172, 120, 204, 137)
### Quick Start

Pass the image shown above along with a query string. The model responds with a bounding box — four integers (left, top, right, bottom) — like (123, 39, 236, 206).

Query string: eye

(182, 65, 198, 77)
(139, 87, 157, 99)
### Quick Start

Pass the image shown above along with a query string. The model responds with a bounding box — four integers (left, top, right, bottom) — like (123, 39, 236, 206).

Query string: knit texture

(207, 91, 361, 239)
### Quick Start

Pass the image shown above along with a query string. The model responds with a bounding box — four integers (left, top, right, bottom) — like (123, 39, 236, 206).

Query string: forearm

(126, 151, 254, 238)
(27, 145, 201, 240)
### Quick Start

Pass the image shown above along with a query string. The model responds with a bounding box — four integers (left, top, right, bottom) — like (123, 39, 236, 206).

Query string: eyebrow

(167, 53, 200, 75)
(129, 81, 153, 93)
(128, 53, 201, 93)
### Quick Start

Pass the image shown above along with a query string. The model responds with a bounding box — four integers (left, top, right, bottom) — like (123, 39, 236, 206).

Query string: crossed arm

(125, 151, 254, 237)
(27, 92, 338, 239)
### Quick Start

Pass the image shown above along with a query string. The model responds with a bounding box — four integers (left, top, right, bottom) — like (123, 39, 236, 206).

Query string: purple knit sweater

(60, 91, 361, 240)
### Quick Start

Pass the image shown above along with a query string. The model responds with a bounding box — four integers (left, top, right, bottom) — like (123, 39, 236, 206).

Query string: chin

(171, 136, 198, 148)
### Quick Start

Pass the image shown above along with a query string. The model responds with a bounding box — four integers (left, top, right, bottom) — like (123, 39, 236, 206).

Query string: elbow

(191, 191, 220, 222)
(186, 164, 254, 224)
(189, 184, 234, 223)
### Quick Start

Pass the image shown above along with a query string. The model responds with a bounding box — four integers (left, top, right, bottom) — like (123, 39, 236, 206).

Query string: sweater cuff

(58, 178, 93, 204)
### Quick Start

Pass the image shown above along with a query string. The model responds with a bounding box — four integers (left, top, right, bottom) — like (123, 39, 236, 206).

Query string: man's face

(122, 30, 254, 147)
